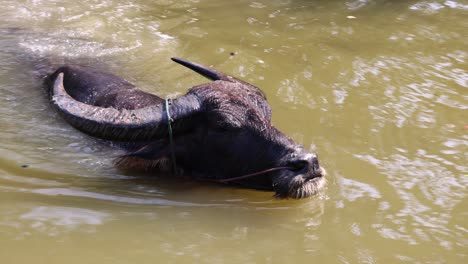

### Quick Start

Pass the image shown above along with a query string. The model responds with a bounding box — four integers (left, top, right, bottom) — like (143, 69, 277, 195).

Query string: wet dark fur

(45, 65, 162, 109)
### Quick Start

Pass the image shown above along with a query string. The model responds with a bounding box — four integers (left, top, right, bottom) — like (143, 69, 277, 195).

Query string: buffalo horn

(51, 72, 201, 141)
(171, 57, 267, 99)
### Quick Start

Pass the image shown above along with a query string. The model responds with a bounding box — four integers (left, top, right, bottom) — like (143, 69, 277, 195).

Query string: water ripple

(21, 206, 110, 226)
(355, 151, 467, 248)
(32, 187, 225, 207)
(410, 1, 468, 13)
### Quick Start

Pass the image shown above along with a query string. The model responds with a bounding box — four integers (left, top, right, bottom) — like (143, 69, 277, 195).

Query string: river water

(0, 0, 466, 263)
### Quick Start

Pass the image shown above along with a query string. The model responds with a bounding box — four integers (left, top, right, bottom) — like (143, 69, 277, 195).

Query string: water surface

(0, 0, 467, 263)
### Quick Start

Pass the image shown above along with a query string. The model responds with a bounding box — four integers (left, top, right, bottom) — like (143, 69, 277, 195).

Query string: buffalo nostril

(312, 156, 320, 171)
(289, 159, 309, 172)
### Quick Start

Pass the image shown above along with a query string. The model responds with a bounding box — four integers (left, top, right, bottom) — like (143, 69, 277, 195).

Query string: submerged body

(45, 58, 326, 199)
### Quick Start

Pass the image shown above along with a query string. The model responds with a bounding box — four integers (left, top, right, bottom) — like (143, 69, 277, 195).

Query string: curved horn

(171, 57, 231, 81)
(51, 72, 201, 141)
(171, 57, 267, 99)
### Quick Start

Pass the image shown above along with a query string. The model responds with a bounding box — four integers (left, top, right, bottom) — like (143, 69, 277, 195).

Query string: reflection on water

(355, 151, 467, 249)
(21, 206, 110, 228)
(0, 0, 467, 263)
(31, 188, 225, 207)
(410, 1, 468, 12)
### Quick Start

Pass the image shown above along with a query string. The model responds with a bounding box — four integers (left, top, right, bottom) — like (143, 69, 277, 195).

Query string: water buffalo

(44, 58, 326, 199)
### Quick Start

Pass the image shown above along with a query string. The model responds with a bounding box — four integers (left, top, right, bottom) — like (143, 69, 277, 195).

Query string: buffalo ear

(114, 142, 172, 172)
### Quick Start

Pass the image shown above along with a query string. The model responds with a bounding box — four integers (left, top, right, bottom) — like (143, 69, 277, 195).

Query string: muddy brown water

(0, 0, 467, 263)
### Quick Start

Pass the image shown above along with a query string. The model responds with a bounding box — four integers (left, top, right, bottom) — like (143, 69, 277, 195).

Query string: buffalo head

(47, 58, 326, 199)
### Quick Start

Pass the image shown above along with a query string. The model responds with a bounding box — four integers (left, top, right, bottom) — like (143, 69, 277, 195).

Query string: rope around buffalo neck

(165, 98, 178, 174)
